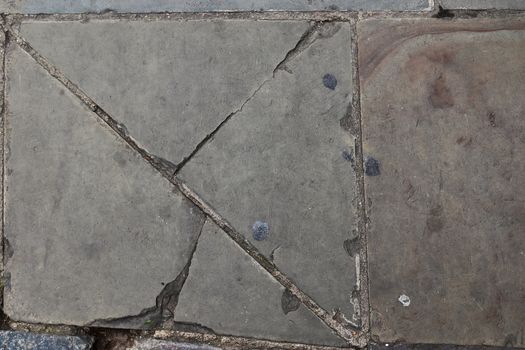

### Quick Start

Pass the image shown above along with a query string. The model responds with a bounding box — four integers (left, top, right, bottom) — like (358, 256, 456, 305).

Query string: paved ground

(0, 1, 524, 350)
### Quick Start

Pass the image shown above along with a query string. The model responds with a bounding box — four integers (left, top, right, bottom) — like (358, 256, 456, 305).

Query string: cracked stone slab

(4, 44, 206, 326)
(0, 331, 93, 350)
(174, 220, 346, 347)
(0, 0, 430, 13)
(439, 0, 525, 9)
(359, 18, 525, 347)
(178, 22, 360, 323)
(17, 20, 310, 167)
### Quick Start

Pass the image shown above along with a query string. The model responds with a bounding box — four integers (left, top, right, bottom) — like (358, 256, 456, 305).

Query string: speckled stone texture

(0, 331, 93, 350)
(359, 18, 525, 347)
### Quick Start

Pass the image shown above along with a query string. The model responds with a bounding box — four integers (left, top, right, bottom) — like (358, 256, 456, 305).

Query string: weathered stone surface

(4, 45, 206, 326)
(178, 22, 360, 321)
(18, 20, 308, 166)
(359, 18, 525, 347)
(440, 0, 525, 9)
(174, 220, 346, 346)
(370, 343, 522, 350)
(0, 0, 430, 13)
(129, 339, 220, 350)
(0, 331, 93, 350)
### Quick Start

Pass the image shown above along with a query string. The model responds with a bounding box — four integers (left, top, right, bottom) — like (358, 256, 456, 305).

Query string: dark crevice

(87, 219, 207, 330)
(273, 20, 341, 77)
(433, 5, 456, 18)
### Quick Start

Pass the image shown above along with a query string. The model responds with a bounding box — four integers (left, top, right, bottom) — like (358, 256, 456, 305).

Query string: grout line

(348, 19, 370, 347)
(0, 21, 7, 299)
(3, 25, 361, 345)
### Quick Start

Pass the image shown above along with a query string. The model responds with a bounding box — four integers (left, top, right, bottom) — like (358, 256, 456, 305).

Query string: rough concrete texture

(175, 220, 346, 346)
(129, 339, 220, 350)
(18, 20, 309, 167)
(4, 45, 206, 326)
(440, 0, 525, 9)
(0, 331, 93, 350)
(178, 21, 360, 322)
(359, 18, 525, 347)
(0, 0, 430, 13)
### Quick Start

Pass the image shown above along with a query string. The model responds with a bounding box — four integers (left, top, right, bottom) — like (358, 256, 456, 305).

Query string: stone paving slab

(0, 0, 431, 13)
(440, 0, 525, 9)
(0, 331, 93, 350)
(359, 18, 525, 347)
(174, 220, 346, 347)
(4, 44, 206, 326)
(178, 21, 360, 324)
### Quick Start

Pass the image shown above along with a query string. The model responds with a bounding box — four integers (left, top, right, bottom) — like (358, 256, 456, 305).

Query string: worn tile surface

(0, 331, 93, 350)
(4, 45, 206, 326)
(359, 18, 525, 347)
(178, 22, 360, 322)
(440, 0, 525, 9)
(18, 20, 309, 166)
(175, 220, 346, 346)
(0, 0, 430, 13)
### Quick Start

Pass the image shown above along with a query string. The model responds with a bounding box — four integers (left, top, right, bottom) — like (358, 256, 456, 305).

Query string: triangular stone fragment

(174, 220, 346, 347)
(4, 46, 205, 326)
(19, 20, 309, 165)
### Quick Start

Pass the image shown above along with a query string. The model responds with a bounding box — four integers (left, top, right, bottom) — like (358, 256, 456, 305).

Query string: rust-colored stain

(358, 18, 525, 84)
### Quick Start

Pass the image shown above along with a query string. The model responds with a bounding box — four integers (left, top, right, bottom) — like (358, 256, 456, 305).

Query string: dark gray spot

(488, 111, 497, 127)
(426, 205, 444, 233)
(252, 221, 269, 241)
(343, 237, 359, 257)
(323, 74, 337, 90)
(281, 289, 301, 315)
(342, 150, 354, 163)
(4, 238, 14, 260)
(112, 152, 127, 168)
(365, 157, 380, 176)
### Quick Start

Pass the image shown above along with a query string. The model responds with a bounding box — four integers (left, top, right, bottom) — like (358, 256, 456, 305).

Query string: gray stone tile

(0, 0, 430, 13)
(178, 22, 359, 323)
(359, 18, 525, 347)
(174, 220, 346, 346)
(4, 45, 206, 326)
(440, 0, 525, 9)
(18, 20, 309, 166)
(129, 339, 220, 350)
(0, 331, 93, 350)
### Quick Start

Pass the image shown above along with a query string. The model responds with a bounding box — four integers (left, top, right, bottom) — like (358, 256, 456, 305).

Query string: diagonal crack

(174, 20, 341, 175)
(4, 24, 357, 343)
(173, 78, 270, 175)
(86, 217, 207, 329)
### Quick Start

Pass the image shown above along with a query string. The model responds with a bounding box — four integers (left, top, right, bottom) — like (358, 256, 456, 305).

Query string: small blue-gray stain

(342, 150, 354, 163)
(252, 221, 269, 241)
(365, 157, 381, 176)
(323, 74, 337, 90)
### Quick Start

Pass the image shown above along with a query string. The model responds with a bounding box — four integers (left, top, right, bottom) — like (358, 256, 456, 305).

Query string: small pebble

(398, 294, 411, 307)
